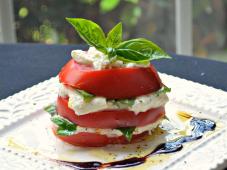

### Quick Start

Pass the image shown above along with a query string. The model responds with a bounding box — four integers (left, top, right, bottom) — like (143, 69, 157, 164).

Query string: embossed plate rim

(0, 73, 226, 170)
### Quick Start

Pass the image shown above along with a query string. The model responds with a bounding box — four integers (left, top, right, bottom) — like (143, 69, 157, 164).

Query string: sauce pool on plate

(55, 116, 216, 170)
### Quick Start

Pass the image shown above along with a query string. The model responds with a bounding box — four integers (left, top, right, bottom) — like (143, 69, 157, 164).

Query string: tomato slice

(53, 128, 148, 147)
(59, 59, 162, 99)
(57, 96, 165, 129)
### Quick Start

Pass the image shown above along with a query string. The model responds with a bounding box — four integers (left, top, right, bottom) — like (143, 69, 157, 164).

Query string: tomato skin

(59, 59, 162, 99)
(52, 128, 148, 147)
(57, 96, 165, 129)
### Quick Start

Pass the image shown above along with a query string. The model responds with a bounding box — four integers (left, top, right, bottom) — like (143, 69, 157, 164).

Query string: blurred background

(0, 0, 227, 62)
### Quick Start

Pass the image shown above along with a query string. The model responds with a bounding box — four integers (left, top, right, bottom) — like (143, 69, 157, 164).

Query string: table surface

(0, 43, 227, 100)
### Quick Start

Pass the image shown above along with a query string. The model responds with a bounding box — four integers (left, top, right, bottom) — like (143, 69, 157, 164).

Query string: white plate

(0, 73, 227, 170)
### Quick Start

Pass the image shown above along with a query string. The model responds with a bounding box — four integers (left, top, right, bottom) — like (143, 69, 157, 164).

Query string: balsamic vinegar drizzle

(56, 117, 216, 170)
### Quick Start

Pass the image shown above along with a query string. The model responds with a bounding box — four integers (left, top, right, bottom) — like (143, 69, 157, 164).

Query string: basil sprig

(76, 89, 95, 103)
(156, 86, 171, 96)
(117, 127, 136, 141)
(51, 115, 77, 136)
(115, 99, 135, 107)
(115, 38, 171, 63)
(66, 18, 106, 53)
(66, 18, 171, 63)
(106, 22, 122, 48)
(44, 104, 57, 116)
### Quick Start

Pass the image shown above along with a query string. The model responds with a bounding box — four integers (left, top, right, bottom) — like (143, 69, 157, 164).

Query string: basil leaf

(116, 49, 150, 61)
(116, 38, 171, 62)
(156, 86, 171, 96)
(117, 56, 150, 65)
(51, 116, 76, 129)
(76, 89, 95, 103)
(44, 104, 57, 116)
(116, 99, 135, 107)
(51, 116, 77, 136)
(56, 127, 76, 136)
(117, 127, 136, 141)
(66, 18, 107, 53)
(106, 22, 122, 48)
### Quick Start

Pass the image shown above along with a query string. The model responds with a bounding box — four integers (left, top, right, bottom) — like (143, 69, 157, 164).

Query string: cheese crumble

(71, 47, 149, 70)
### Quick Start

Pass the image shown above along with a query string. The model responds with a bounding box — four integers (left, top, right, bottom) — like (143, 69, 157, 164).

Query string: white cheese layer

(59, 84, 168, 115)
(55, 117, 162, 137)
(71, 47, 149, 70)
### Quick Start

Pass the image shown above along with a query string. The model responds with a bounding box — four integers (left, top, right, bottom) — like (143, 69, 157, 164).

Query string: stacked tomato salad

(45, 18, 171, 147)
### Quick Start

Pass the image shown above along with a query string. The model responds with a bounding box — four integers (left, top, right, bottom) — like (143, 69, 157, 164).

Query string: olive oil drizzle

(56, 117, 216, 170)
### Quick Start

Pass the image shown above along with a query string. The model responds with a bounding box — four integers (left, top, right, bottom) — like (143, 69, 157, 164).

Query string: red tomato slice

(59, 59, 162, 99)
(53, 128, 148, 147)
(57, 96, 165, 129)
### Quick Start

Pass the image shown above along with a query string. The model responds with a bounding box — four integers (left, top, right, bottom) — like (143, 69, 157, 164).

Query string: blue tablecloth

(0, 43, 227, 99)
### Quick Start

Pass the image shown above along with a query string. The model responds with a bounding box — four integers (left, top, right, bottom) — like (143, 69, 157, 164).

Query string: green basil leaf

(56, 127, 76, 136)
(76, 89, 95, 103)
(156, 86, 171, 96)
(106, 22, 122, 48)
(117, 127, 136, 141)
(51, 116, 76, 129)
(117, 56, 150, 65)
(51, 116, 77, 136)
(66, 18, 107, 53)
(116, 48, 150, 61)
(116, 38, 171, 62)
(116, 99, 135, 107)
(44, 104, 57, 116)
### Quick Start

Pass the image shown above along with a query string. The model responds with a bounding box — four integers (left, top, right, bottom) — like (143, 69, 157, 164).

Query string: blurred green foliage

(13, 0, 175, 52)
(192, 0, 227, 59)
(18, 7, 28, 18)
(100, 0, 120, 13)
(13, 0, 227, 60)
